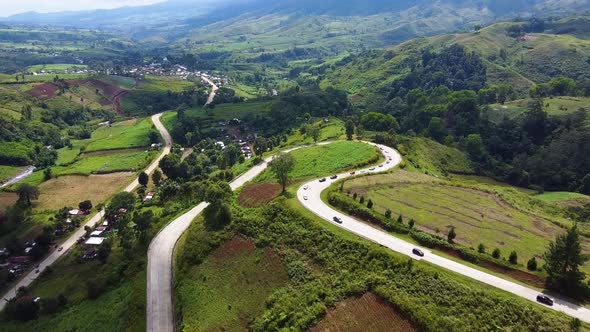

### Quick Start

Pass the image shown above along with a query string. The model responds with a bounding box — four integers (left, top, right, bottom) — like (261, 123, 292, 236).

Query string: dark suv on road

(319, 178, 326, 182)
(333, 216, 343, 224)
(536, 294, 554, 306)
(412, 248, 424, 257)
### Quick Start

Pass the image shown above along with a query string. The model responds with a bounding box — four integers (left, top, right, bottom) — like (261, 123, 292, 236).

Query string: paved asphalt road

(297, 142, 590, 324)
(146, 145, 311, 332)
(0, 113, 172, 311)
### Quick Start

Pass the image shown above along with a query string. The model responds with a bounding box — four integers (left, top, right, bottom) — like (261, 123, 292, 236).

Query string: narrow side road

(297, 142, 590, 324)
(0, 113, 172, 311)
(200, 75, 218, 106)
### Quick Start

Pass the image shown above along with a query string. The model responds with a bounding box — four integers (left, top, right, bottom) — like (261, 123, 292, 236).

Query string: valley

(1, 1, 590, 332)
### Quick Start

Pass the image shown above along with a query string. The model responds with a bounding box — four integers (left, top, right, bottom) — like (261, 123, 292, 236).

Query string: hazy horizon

(0, 0, 168, 17)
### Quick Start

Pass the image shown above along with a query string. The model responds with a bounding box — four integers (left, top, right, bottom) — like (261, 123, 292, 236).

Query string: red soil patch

(29, 78, 127, 115)
(212, 236, 256, 260)
(238, 182, 282, 208)
(29, 82, 59, 99)
(311, 293, 417, 332)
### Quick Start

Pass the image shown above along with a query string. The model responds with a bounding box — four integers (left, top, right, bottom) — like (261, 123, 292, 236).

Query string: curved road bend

(297, 142, 590, 324)
(147, 143, 318, 332)
(0, 113, 172, 311)
(200, 75, 219, 106)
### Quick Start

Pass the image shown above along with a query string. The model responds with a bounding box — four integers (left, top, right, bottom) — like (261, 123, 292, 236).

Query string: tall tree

(134, 210, 155, 244)
(152, 169, 162, 187)
(309, 126, 321, 144)
(544, 225, 587, 295)
(17, 184, 39, 207)
(138, 172, 149, 187)
(345, 119, 355, 140)
(269, 153, 295, 193)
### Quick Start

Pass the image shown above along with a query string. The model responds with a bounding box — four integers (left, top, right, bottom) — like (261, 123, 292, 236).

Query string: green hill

(319, 17, 590, 108)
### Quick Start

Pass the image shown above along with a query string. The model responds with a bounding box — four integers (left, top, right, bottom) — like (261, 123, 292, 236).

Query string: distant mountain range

(2, 0, 590, 45)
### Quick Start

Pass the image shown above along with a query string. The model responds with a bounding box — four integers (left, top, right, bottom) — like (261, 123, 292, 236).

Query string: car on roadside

(350, 171, 356, 175)
(303, 185, 309, 190)
(536, 294, 554, 306)
(35, 269, 39, 274)
(330, 175, 338, 180)
(319, 178, 327, 182)
(303, 195, 308, 200)
(369, 167, 376, 171)
(412, 248, 424, 257)
(333, 216, 343, 224)
(386, 161, 390, 164)
(58, 246, 63, 252)
(379, 164, 384, 168)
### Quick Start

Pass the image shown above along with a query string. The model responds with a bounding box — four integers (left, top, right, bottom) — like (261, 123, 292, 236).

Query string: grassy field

(396, 136, 474, 176)
(488, 97, 590, 125)
(36, 173, 135, 210)
(177, 233, 289, 331)
(536, 191, 590, 203)
(27, 64, 88, 72)
(137, 75, 197, 93)
(17, 150, 157, 187)
(342, 170, 586, 272)
(257, 141, 381, 182)
(84, 118, 153, 152)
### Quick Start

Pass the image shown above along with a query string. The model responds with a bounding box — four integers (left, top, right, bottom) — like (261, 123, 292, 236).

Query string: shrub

(492, 248, 501, 259)
(447, 226, 456, 243)
(408, 219, 415, 229)
(359, 196, 365, 204)
(352, 193, 357, 200)
(478, 243, 485, 253)
(509, 251, 518, 264)
(397, 215, 403, 224)
(527, 257, 538, 271)
(385, 209, 392, 218)
(367, 199, 373, 209)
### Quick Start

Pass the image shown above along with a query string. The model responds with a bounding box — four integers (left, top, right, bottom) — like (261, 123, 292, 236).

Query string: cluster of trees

(251, 88, 350, 135)
(530, 77, 590, 98)
(123, 87, 208, 116)
(158, 141, 242, 183)
(383, 45, 487, 101)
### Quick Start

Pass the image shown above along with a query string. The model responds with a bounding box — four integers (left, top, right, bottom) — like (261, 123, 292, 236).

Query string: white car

(303, 185, 309, 190)
(303, 195, 308, 200)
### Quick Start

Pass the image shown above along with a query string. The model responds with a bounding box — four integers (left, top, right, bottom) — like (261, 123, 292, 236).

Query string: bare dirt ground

(36, 172, 134, 210)
(0, 192, 18, 211)
(310, 293, 417, 332)
(238, 182, 282, 208)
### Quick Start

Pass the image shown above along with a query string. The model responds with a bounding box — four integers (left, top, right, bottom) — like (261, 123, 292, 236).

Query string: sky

(1, 0, 168, 16)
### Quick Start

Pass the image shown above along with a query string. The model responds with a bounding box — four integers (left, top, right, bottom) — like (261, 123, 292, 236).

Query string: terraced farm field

(343, 171, 585, 270)
(84, 118, 153, 152)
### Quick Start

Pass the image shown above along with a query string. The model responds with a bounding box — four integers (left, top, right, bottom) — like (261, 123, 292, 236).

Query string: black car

(333, 216, 343, 224)
(319, 178, 327, 182)
(536, 294, 554, 306)
(330, 175, 338, 180)
(412, 248, 424, 257)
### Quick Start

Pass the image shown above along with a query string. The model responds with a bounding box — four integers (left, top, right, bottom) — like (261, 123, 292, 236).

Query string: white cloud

(1, 0, 168, 17)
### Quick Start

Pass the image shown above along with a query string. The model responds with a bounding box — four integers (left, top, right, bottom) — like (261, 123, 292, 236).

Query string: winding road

(0, 113, 172, 311)
(297, 142, 590, 324)
(146, 144, 310, 332)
